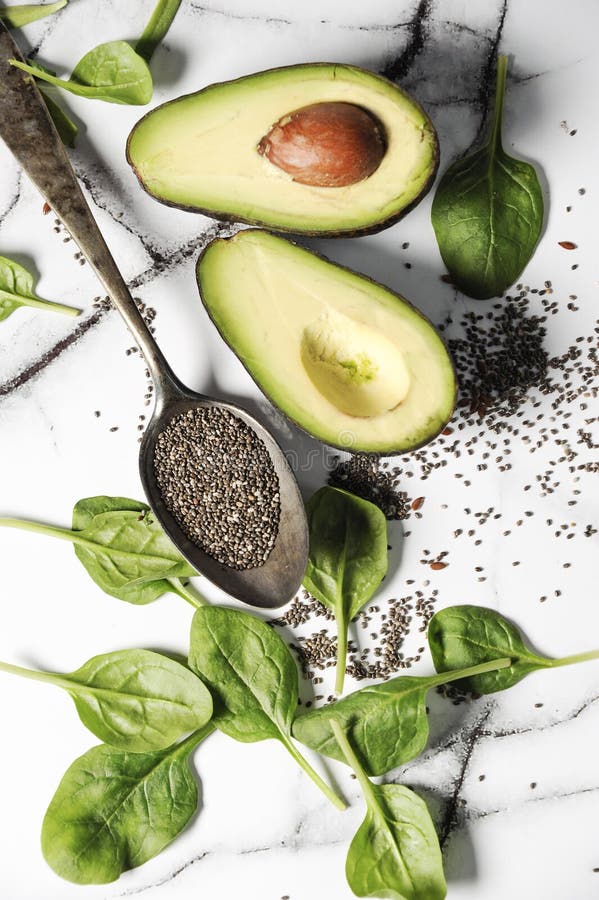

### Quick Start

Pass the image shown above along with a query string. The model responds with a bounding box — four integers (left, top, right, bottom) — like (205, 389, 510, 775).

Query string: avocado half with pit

(126, 63, 438, 236)
(197, 231, 456, 454)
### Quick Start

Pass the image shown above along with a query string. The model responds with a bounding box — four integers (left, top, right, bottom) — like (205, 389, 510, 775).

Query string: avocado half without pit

(126, 63, 438, 236)
(196, 231, 456, 454)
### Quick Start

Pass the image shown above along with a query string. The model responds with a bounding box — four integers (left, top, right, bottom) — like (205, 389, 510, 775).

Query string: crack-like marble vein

(0, 171, 23, 230)
(0, 220, 233, 400)
(473, 0, 510, 141)
(73, 161, 166, 267)
(190, 3, 292, 26)
(381, 0, 432, 82)
(0, 308, 105, 399)
(438, 707, 493, 850)
(114, 852, 209, 896)
(190, 3, 414, 32)
(406, 690, 599, 773)
(468, 783, 599, 824)
(489, 692, 599, 741)
(112, 834, 346, 897)
(20, 0, 68, 59)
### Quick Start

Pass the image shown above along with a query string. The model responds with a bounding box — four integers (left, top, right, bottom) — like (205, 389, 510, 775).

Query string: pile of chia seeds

(153, 407, 280, 569)
(328, 453, 411, 519)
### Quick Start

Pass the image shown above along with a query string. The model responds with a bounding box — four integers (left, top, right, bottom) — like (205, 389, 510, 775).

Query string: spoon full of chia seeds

(0, 22, 308, 608)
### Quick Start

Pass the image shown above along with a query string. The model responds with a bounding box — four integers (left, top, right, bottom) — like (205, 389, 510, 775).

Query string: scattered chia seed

(272, 589, 438, 682)
(153, 407, 280, 569)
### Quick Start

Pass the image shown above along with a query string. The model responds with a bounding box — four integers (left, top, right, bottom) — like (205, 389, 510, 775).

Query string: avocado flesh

(127, 64, 438, 236)
(197, 231, 456, 454)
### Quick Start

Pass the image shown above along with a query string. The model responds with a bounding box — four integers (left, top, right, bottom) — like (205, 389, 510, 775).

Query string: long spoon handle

(0, 22, 180, 399)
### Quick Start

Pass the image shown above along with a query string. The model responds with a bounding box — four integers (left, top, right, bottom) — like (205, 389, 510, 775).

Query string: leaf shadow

(148, 43, 188, 90)
(295, 234, 455, 329)
(405, 784, 478, 884)
(144, 647, 190, 668)
(119, 37, 189, 89)
(385, 518, 405, 583)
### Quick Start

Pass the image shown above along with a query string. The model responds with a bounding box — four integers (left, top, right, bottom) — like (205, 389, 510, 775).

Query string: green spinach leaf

(431, 55, 544, 299)
(42, 724, 213, 884)
(136, 0, 182, 63)
(330, 720, 446, 900)
(0, 649, 212, 751)
(39, 86, 78, 147)
(293, 657, 510, 775)
(0, 255, 79, 319)
(11, 40, 152, 105)
(304, 486, 388, 695)
(429, 605, 599, 693)
(22, 60, 79, 147)
(189, 606, 346, 810)
(0, 496, 205, 608)
(0, 0, 66, 28)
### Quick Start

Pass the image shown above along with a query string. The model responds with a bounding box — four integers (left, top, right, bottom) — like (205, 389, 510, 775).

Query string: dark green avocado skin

(195, 231, 457, 456)
(126, 63, 439, 239)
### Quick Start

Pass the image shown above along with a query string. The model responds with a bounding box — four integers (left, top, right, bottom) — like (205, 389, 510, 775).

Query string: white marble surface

(0, 1, 598, 898)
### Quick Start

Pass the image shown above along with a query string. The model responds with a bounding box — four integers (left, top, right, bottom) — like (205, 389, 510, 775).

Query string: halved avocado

(127, 63, 438, 236)
(197, 231, 456, 454)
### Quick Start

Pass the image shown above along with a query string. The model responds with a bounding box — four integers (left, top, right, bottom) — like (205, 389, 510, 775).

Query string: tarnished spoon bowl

(140, 380, 308, 608)
(0, 22, 308, 608)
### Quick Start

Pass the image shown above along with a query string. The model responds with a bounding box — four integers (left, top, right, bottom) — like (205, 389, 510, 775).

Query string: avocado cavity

(301, 309, 410, 417)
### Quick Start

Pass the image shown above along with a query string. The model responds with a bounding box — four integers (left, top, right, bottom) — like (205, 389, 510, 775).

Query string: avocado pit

(257, 101, 386, 188)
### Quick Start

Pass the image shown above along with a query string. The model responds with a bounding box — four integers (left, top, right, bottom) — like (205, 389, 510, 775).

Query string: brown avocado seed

(257, 102, 386, 188)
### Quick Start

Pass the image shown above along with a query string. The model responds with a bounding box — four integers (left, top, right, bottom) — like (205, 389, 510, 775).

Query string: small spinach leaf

(42, 724, 213, 884)
(304, 486, 388, 695)
(0, 0, 66, 28)
(39, 86, 78, 147)
(0, 649, 212, 751)
(136, 0, 182, 63)
(0, 496, 205, 608)
(293, 657, 510, 775)
(431, 55, 544, 299)
(23, 60, 79, 147)
(0, 255, 79, 319)
(330, 720, 446, 900)
(429, 605, 599, 693)
(11, 40, 152, 105)
(189, 606, 346, 809)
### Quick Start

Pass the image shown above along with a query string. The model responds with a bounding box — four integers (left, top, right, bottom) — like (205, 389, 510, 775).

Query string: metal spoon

(0, 23, 308, 609)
